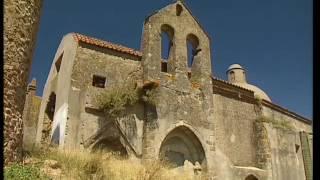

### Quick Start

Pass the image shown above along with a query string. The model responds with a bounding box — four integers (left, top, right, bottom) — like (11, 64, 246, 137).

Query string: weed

(4, 163, 49, 180)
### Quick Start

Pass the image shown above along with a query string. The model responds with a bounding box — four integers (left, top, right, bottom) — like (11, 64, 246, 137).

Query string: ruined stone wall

(64, 44, 143, 150)
(35, 34, 77, 147)
(4, 0, 42, 164)
(22, 80, 42, 150)
(212, 94, 259, 167)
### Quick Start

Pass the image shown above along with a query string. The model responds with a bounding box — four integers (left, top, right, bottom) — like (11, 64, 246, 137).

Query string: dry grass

(25, 147, 203, 180)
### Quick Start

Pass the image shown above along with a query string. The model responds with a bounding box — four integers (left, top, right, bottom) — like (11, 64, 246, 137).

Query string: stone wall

(4, 0, 42, 164)
(64, 43, 143, 150)
(35, 34, 78, 147)
(264, 124, 307, 180)
(22, 79, 42, 150)
(212, 94, 259, 167)
(261, 105, 312, 133)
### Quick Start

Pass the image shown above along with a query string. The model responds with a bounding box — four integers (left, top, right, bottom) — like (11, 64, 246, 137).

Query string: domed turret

(226, 64, 271, 102)
(227, 64, 247, 83)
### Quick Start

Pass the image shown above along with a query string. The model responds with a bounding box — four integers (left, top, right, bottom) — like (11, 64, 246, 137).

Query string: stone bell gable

(30, 1, 312, 180)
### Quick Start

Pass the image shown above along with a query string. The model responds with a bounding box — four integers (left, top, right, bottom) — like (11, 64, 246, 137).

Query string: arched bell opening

(159, 126, 206, 169)
(161, 24, 175, 73)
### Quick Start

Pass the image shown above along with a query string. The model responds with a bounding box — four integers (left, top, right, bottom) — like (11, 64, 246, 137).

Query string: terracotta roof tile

(211, 76, 254, 93)
(72, 33, 142, 58)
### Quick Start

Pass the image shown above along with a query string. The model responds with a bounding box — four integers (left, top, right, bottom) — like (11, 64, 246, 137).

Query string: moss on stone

(256, 116, 294, 131)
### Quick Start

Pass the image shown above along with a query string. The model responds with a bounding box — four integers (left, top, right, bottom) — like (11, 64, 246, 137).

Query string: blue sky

(30, 0, 313, 119)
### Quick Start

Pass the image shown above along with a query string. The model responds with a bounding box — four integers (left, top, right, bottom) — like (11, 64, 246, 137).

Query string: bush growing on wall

(96, 80, 159, 117)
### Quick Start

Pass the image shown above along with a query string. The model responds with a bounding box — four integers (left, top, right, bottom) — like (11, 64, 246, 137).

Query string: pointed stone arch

(159, 125, 206, 168)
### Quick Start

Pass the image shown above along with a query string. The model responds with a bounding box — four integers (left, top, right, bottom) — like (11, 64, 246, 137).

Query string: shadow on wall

(51, 125, 60, 145)
(83, 103, 145, 157)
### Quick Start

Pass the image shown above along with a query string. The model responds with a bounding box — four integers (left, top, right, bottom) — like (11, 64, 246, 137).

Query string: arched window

(245, 174, 258, 180)
(161, 25, 174, 72)
(186, 34, 200, 68)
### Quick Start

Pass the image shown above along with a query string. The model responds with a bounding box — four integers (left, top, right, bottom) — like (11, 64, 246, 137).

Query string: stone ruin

(22, 1, 312, 179)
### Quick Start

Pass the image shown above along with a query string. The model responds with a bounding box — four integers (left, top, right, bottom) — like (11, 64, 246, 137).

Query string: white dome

(233, 82, 271, 102)
(227, 64, 244, 71)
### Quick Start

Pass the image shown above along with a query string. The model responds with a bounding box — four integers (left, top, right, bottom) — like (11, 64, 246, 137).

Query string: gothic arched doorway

(159, 126, 206, 168)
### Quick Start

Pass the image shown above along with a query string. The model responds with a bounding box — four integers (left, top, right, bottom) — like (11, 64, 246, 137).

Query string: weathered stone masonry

(22, 79, 42, 150)
(4, 0, 42, 164)
(28, 1, 312, 179)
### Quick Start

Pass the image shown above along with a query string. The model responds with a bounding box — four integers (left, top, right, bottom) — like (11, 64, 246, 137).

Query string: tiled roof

(72, 33, 142, 58)
(212, 76, 311, 123)
(211, 76, 254, 93)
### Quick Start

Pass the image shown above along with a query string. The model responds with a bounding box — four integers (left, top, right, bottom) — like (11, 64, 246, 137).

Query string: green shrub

(97, 80, 140, 117)
(97, 80, 159, 117)
(4, 163, 48, 180)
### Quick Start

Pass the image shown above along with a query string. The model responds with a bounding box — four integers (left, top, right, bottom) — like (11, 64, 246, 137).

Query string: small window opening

(161, 61, 168, 72)
(187, 69, 192, 79)
(55, 53, 63, 73)
(295, 144, 300, 153)
(176, 4, 183, 16)
(92, 75, 106, 88)
(186, 34, 200, 68)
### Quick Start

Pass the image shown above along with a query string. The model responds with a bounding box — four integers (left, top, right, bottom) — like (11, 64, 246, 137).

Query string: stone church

(23, 1, 312, 179)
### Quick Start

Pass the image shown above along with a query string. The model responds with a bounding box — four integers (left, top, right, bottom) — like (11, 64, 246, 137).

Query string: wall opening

(92, 75, 106, 88)
(159, 126, 206, 168)
(176, 4, 183, 16)
(245, 174, 258, 180)
(45, 92, 56, 121)
(161, 24, 174, 72)
(186, 34, 200, 68)
(295, 144, 300, 153)
(42, 92, 56, 144)
(55, 53, 63, 73)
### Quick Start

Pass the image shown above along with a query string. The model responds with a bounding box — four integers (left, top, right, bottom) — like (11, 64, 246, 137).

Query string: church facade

(24, 1, 312, 179)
